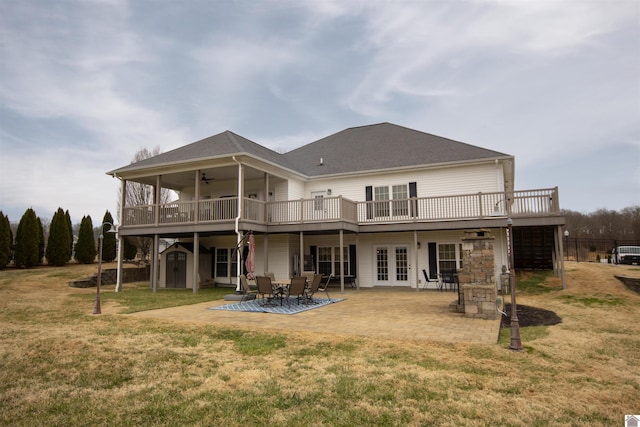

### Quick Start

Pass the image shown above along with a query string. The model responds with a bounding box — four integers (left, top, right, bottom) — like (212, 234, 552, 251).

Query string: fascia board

(107, 153, 308, 181)
(305, 156, 515, 181)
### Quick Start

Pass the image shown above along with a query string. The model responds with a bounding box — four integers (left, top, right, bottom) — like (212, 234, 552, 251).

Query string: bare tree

(116, 147, 175, 259)
(562, 205, 640, 241)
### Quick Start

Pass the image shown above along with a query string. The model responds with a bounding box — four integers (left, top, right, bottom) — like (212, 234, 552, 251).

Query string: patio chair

(316, 274, 332, 301)
(239, 274, 257, 304)
(422, 269, 442, 291)
(304, 274, 323, 304)
(255, 276, 276, 306)
(264, 272, 276, 281)
(302, 270, 315, 283)
(287, 276, 307, 306)
(440, 271, 459, 292)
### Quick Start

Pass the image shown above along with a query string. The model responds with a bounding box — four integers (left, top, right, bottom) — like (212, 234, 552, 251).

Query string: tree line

(0, 208, 138, 269)
(0, 147, 168, 269)
(562, 206, 640, 241)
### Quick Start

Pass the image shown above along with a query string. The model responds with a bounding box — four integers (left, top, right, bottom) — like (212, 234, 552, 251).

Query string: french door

(375, 246, 409, 287)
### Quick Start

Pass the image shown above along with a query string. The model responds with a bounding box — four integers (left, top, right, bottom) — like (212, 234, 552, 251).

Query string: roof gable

(283, 123, 510, 176)
(108, 131, 294, 175)
(160, 242, 210, 254)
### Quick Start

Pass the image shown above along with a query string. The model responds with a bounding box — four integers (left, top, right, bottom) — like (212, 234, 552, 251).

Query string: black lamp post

(93, 222, 117, 315)
(507, 218, 523, 351)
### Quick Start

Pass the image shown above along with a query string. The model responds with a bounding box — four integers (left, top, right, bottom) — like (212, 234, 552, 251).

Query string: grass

(516, 270, 560, 295)
(74, 281, 231, 313)
(559, 294, 626, 306)
(0, 261, 639, 426)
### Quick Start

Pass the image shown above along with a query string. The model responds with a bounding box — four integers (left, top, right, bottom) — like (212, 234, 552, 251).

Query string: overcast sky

(1, 0, 638, 225)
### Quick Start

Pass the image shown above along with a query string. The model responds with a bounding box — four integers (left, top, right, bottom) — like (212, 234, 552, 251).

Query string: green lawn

(1, 263, 638, 426)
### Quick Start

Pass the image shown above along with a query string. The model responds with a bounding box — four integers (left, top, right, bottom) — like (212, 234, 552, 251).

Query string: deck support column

(152, 234, 159, 292)
(194, 170, 200, 224)
(115, 178, 126, 292)
(193, 232, 199, 293)
(414, 230, 419, 291)
(263, 234, 269, 275)
(154, 175, 161, 226)
(339, 230, 344, 293)
(299, 232, 304, 276)
(558, 225, 566, 289)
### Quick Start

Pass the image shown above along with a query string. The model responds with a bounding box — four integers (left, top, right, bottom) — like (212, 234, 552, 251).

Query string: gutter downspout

(233, 156, 243, 292)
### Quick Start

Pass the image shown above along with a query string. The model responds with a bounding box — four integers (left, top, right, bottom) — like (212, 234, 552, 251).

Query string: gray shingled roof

(108, 131, 296, 175)
(108, 123, 510, 177)
(284, 123, 510, 177)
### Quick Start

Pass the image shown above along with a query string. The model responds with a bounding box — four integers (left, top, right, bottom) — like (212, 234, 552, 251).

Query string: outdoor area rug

(209, 297, 344, 315)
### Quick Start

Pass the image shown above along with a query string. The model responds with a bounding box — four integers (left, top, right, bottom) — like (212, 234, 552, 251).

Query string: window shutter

(409, 182, 418, 217)
(428, 242, 437, 279)
(349, 245, 357, 277)
(310, 246, 317, 272)
(365, 186, 373, 219)
(242, 245, 249, 275)
(210, 247, 215, 278)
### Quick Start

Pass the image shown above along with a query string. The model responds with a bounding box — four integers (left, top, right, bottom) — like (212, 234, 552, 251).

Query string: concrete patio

(129, 288, 503, 344)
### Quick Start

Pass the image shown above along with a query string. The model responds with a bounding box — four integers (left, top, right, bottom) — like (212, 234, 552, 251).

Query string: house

(107, 122, 566, 292)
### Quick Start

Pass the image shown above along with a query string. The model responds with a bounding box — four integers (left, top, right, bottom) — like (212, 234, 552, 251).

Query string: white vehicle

(612, 246, 640, 265)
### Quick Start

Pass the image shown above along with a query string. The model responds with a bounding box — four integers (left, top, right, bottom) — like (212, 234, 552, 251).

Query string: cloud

(0, 0, 637, 222)
(342, 0, 638, 116)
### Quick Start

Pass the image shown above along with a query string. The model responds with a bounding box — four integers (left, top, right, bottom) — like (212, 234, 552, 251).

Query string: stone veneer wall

(68, 266, 150, 288)
(457, 229, 498, 320)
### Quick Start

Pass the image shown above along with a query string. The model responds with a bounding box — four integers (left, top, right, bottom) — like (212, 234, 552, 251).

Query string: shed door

(166, 252, 187, 288)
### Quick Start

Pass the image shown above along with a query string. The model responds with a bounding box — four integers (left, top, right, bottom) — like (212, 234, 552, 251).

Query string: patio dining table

(270, 278, 291, 306)
(271, 278, 313, 306)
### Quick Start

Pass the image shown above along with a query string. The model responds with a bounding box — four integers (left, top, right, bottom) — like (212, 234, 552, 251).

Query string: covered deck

(119, 187, 562, 234)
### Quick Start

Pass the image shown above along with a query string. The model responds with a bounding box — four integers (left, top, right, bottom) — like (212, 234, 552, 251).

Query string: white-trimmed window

(373, 184, 409, 218)
(374, 186, 389, 217)
(318, 247, 332, 276)
(216, 248, 238, 278)
(317, 246, 349, 276)
(392, 184, 408, 216)
(438, 243, 463, 273)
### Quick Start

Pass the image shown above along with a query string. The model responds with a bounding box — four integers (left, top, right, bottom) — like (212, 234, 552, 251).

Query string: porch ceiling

(125, 165, 279, 191)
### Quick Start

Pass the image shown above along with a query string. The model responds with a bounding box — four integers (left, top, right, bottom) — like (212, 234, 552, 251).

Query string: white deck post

(193, 232, 199, 294)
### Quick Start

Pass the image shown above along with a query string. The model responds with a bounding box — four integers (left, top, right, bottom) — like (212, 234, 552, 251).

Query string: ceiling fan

(201, 173, 213, 184)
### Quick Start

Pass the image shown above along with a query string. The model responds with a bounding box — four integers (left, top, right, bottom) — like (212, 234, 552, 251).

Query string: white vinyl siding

(305, 162, 500, 203)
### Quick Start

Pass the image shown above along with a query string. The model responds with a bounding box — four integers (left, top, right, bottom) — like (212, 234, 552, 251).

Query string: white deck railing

(267, 196, 358, 225)
(121, 188, 559, 227)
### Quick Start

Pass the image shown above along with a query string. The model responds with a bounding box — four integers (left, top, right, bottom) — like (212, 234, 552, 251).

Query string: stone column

(458, 229, 498, 320)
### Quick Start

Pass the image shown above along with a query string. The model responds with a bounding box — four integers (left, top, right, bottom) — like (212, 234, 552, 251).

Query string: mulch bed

(501, 304, 562, 327)
(614, 275, 640, 294)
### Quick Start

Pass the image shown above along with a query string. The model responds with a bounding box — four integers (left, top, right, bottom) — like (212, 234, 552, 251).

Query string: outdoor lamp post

(93, 222, 117, 315)
(564, 230, 569, 262)
(507, 218, 523, 351)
